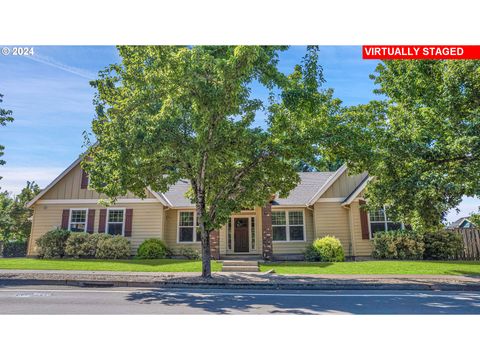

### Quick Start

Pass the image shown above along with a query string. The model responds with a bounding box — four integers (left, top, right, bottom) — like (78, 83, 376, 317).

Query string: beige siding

(163, 209, 201, 252)
(350, 200, 373, 256)
(313, 202, 352, 255)
(271, 207, 314, 254)
(321, 170, 367, 198)
(42, 163, 154, 200)
(28, 202, 164, 256)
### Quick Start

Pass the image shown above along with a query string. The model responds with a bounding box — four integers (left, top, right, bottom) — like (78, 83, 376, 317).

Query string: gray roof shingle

(160, 172, 335, 208)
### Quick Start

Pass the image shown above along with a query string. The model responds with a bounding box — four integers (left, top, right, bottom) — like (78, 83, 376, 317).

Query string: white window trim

(272, 209, 306, 242)
(368, 206, 404, 239)
(107, 208, 126, 236)
(177, 210, 200, 243)
(68, 208, 88, 233)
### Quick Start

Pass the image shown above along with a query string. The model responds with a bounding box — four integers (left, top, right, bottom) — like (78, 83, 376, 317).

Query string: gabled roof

(28, 153, 366, 209)
(160, 171, 337, 208)
(27, 157, 169, 208)
(447, 217, 475, 229)
(271, 172, 335, 206)
(341, 175, 371, 206)
(27, 156, 83, 208)
(306, 164, 347, 205)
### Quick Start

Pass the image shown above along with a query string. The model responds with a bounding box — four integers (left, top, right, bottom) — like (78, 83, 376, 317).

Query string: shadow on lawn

(124, 288, 480, 315)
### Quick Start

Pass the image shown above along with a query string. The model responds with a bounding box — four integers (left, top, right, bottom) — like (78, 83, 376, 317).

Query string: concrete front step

(222, 260, 259, 266)
(222, 265, 259, 272)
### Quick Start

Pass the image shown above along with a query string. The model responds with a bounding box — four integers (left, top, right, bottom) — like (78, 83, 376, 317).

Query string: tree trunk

(196, 197, 212, 278)
(200, 227, 212, 278)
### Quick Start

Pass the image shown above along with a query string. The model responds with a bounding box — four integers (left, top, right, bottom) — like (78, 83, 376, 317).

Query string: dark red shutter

(61, 209, 70, 230)
(359, 200, 370, 239)
(125, 209, 133, 237)
(87, 209, 95, 234)
(81, 169, 89, 189)
(98, 209, 107, 233)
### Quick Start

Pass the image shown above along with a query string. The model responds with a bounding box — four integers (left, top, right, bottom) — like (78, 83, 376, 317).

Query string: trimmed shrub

(65, 232, 98, 258)
(36, 228, 70, 258)
(137, 238, 169, 259)
(176, 247, 201, 260)
(372, 230, 424, 260)
(95, 235, 131, 259)
(305, 236, 345, 262)
(423, 230, 463, 260)
(2, 240, 27, 257)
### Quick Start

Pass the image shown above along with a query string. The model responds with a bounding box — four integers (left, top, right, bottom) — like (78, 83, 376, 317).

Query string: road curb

(2, 278, 480, 291)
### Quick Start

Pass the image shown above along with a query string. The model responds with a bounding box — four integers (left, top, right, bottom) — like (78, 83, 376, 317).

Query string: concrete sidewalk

(1, 269, 480, 291)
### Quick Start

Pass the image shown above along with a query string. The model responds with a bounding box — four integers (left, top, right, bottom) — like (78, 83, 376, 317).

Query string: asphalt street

(1, 285, 480, 314)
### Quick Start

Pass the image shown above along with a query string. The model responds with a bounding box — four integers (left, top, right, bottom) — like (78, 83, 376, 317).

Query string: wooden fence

(453, 229, 480, 260)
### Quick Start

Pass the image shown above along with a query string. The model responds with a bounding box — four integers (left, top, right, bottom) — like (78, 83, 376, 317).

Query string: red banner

(362, 45, 480, 60)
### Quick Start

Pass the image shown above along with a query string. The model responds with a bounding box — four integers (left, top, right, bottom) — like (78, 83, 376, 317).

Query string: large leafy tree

(0, 181, 40, 241)
(0, 93, 14, 172)
(336, 60, 480, 229)
(84, 46, 336, 277)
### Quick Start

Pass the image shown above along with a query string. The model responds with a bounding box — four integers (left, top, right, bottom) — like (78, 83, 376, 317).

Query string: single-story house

(447, 217, 476, 229)
(26, 156, 400, 259)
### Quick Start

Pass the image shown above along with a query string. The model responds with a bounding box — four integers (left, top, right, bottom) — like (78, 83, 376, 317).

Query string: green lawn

(0, 258, 222, 272)
(260, 261, 480, 276)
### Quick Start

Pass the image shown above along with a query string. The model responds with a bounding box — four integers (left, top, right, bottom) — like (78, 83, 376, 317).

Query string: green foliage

(305, 236, 345, 262)
(423, 230, 463, 260)
(0, 93, 14, 168)
(0, 182, 40, 242)
(65, 232, 98, 258)
(175, 247, 201, 260)
(137, 238, 170, 259)
(372, 231, 425, 260)
(332, 60, 480, 230)
(83, 46, 340, 277)
(2, 240, 27, 257)
(36, 228, 70, 259)
(95, 235, 131, 259)
(469, 209, 480, 227)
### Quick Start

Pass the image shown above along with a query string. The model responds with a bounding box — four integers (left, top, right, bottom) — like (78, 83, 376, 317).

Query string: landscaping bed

(260, 261, 480, 276)
(0, 258, 222, 272)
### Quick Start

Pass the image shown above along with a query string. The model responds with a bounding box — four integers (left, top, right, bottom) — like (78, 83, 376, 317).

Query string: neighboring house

(447, 217, 476, 229)
(26, 156, 397, 260)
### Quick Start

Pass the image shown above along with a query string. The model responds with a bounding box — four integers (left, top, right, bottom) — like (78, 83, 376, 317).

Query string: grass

(0, 258, 222, 272)
(260, 260, 480, 276)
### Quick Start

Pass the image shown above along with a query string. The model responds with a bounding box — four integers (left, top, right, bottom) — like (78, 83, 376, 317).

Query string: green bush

(372, 230, 424, 260)
(305, 236, 345, 262)
(65, 232, 98, 258)
(95, 235, 131, 259)
(2, 240, 27, 257)
(423, 230, 463, 260)
(36, 228, 70, 258)
(176, 247, 201, 260)
(137, 238, 169, 259)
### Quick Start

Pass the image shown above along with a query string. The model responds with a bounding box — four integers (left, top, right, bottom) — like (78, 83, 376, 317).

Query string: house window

(272, 210, 305, 242)
(107, 209, 125, 236)
(369, 207, 402, 236)
(69, 209, 87, 232)
(179, 211, 199, 242)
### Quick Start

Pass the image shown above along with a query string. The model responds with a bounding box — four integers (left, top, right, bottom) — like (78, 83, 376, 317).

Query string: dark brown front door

(234, 218, 249, 253)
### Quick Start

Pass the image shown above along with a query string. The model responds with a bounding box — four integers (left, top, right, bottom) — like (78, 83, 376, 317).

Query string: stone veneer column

(262, 204, 273, 260)
(209, 230, 220, 260)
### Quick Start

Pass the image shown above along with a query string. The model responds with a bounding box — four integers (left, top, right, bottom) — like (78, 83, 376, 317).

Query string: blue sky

(0, 46, 477, 222)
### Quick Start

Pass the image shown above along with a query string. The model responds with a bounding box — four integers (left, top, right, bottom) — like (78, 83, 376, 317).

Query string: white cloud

(446, 196, 480, 223)
(27, 54, 96, 80)
(0, 166, 64, 194)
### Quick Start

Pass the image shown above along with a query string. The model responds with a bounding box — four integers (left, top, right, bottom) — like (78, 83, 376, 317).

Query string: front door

(234, 218, 249, 253)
